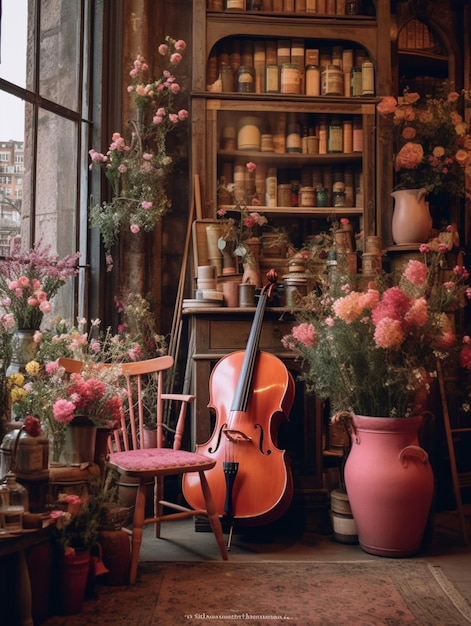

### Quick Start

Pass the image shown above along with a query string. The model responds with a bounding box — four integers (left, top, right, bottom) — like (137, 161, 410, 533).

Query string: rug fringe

(428, 563, 471, 624)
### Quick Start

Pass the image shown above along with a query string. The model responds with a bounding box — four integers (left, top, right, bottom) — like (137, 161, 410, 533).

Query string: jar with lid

(280, 64, 301, 95)
(0, 471, 28, 532)
(321, 65, 343, 96)
(299, 186, 315, 207)
(237, 65, 256, 92)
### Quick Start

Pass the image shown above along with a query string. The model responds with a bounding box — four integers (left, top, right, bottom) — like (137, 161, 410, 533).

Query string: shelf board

(217, 150, 362, 166)
(217, 204, 363, 216)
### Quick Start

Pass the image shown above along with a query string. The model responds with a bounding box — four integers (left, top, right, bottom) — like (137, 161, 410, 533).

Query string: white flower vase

(391, 188, 432, 245)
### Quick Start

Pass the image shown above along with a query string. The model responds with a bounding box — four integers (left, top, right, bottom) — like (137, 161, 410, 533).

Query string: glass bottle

(0, 471, 28, 532)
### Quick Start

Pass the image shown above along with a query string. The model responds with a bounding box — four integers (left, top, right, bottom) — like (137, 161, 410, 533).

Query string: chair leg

(129, 477, 147, 584)
(154, 476, 163, 538)
(198, 470, 229, 561)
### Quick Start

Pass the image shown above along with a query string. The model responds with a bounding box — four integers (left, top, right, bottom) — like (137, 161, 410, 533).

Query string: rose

(395, 142, 424, 170)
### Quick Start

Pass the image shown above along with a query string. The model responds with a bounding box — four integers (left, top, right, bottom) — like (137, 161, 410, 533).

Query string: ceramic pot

(6, 329, 38, 376)
(344, 414, 434, 557)
(391, 188, 432, 245)
(59, 548, 91, 614)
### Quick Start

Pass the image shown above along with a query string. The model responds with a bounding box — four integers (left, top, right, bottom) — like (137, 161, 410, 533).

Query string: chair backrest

(57, 355, 194, 452)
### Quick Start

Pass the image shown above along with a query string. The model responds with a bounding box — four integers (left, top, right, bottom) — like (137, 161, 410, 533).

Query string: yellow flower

(7, 372, 24, 388)
(10, 387, 26, 402)
(25, 360, 40, 375)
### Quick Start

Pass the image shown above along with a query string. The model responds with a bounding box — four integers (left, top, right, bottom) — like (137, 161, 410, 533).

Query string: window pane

(39, 0, 81, 111)
(0, 93, 25, 142)
(35, 109, 79, 319)
(0, 0, 28, 88)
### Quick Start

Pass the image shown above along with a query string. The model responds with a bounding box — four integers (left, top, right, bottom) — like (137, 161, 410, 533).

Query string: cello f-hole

(208, 424, 228, 454)
(254, 424, 271, 455)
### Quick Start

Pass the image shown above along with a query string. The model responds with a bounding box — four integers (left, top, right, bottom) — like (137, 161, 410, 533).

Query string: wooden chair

(58, 356, 229, 584)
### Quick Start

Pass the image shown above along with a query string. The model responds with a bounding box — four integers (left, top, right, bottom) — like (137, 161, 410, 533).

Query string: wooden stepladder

(437, 360, 471, 544)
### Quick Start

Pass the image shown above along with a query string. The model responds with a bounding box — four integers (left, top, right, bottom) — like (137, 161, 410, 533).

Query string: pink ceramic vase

(391, 188, 432, 245)
(344, 414, 434, 557)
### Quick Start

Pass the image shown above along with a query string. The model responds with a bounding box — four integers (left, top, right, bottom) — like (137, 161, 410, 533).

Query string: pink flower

(130, 224, 140, 234)
(395, 142, 424, 170)
(332, 291, 363, 323)
(372, 287, 411, 325)
(158, 44, 169, 56)
(246, 161, 257, 173)
(174, 40, 186, 51)
(39, 300, 52, 314)
(460, 344, 471, 369)
(377, 96, 397, 116)
(403, 259, 427, 285)
(419, 244, 431, 253)
(52, 399, 76, 423)
(141, 201, 153, 209)
(404, 297, 428, 327)
(45, 361, 59, 374)
(170, 52, 182, 65)
(374, 317, 404, 348)
(291, 322, 317, 347)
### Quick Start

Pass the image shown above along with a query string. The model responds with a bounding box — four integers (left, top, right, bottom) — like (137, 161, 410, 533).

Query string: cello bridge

(223, 428, 252, 443)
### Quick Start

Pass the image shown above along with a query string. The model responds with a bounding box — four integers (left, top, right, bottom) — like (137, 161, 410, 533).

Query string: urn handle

(399, 444, 429, 467)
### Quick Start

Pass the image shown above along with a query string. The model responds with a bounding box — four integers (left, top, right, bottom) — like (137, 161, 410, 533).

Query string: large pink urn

(344, 414, 434, 557)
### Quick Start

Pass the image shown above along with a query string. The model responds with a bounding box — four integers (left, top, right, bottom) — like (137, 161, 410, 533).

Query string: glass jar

(316, 187, 328, 207)
(0, 472, 28, 532)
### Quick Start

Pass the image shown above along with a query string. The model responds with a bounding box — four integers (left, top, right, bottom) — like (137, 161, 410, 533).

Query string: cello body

(183, 291, 295, 526)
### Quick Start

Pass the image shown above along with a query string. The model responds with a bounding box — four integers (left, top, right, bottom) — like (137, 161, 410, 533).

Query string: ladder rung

(451, 427, 471, 434)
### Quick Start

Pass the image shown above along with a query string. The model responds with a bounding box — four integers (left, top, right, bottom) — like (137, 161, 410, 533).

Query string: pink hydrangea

(374, 318, 405, 349)
(333, 291, 363, 323)
(291, 322, 317, 347)
(403, 259, 428, 285)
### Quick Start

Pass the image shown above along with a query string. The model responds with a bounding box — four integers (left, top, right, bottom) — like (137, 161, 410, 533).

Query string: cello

(182, 276, 295, 536)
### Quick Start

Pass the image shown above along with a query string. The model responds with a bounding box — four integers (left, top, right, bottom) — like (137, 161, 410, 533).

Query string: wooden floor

(139, 505, 471, 607)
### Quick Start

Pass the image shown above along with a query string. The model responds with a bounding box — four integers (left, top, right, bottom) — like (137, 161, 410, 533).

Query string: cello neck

(230, 291, 268, 413)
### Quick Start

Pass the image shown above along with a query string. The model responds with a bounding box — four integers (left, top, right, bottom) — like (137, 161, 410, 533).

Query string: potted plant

(48, 477, 122, 614)
(377, 88, 471, 244)
(282, 241, 470, 556)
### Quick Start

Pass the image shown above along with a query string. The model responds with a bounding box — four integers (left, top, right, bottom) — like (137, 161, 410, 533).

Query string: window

(0, 0, 103, 322)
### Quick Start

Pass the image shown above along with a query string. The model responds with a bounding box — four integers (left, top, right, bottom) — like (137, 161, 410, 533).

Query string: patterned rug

(41, 560, 471, 626)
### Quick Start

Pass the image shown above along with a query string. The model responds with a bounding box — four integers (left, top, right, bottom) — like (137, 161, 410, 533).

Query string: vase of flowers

(282, 242, 470, 555)
(0, 241, 80, 375)
(377, 88, 471, 244)
(88, 36, 188, 271)
(10, 360, 125, 466)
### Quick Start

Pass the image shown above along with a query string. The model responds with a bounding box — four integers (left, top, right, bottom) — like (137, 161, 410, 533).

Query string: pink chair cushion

(108, 447, 215, 472)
